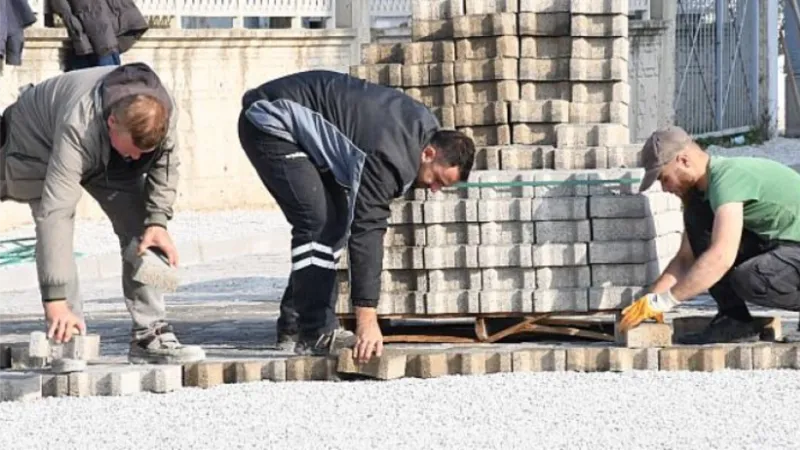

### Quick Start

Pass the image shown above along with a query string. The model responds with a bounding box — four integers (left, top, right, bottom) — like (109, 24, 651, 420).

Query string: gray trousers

(30, 175, 167, 340)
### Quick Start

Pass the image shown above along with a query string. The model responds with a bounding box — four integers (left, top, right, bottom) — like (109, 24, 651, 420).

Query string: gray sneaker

(128, 326, 206, 365)
(295, 329, 356, 356)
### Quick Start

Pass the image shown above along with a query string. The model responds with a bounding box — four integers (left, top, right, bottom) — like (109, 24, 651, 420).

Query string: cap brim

(638, 168, 660, 192)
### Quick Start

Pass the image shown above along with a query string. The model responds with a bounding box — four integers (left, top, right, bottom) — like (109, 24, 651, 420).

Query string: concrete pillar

(336, 0, 372, 67)
(651, 0, 677, 127)
(759, 0, 779, 138)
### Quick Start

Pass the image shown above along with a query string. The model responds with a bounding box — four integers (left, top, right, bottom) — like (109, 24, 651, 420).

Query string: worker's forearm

(354, 306, 378, 327)
(670, 250, 730, 302)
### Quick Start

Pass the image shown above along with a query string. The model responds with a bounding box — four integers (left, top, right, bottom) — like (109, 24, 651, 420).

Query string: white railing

(367, 0, 652, 20)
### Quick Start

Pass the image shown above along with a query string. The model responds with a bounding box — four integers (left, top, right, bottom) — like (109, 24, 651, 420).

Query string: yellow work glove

(619, 291, 679, 332)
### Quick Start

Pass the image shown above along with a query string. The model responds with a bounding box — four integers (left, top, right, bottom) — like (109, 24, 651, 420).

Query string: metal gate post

(715, 0, 725, 131)
(749, 0, 759, 125)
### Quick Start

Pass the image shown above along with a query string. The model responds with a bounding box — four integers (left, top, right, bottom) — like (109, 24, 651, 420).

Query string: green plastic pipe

(452, 177, 642, 189)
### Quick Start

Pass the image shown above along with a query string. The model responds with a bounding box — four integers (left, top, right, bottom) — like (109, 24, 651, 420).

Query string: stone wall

(0, 27, 360, 231)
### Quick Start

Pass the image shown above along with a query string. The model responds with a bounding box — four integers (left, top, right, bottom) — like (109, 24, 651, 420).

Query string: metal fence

(674, 0, 761, 137)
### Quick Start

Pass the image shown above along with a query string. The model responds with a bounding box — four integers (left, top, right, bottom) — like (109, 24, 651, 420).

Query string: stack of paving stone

(349, 0, 637, 170)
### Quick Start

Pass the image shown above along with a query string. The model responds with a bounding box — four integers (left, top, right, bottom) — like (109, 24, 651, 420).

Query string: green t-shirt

(704, 155, 800, 243)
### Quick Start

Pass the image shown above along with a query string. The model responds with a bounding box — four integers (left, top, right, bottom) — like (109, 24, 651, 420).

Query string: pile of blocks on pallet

(338, 0, 685, 316)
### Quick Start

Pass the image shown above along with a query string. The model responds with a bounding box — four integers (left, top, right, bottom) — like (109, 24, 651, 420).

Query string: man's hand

(618, 291, 680, 332)
(138, 225, 179, 266)
(353, 306, 383, 364)
(43, 300, 86, 343)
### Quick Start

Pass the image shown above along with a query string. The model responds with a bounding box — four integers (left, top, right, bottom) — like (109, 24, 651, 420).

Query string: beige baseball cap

(639, 125, 693, 192)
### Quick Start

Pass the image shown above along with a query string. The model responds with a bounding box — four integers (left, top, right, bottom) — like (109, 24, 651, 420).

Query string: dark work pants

(65, 50, 121, 72)
(237, 111, 349, 341)
(684, 190, 800, 319)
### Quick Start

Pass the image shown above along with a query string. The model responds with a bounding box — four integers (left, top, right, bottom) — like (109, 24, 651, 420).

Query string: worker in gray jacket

(0, 62, 205, 364)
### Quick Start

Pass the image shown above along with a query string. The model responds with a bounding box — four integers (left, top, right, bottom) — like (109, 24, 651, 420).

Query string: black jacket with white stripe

(241, 70, 441, 308)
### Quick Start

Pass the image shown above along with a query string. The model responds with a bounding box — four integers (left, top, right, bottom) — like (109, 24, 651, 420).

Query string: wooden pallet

(337, 311, 620, 344)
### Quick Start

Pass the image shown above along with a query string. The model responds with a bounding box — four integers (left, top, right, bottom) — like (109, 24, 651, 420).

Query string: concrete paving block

(630, 348, 660, 370)
(456, 36, 519, 60)
(0, 343, 14, 369)
(572, 0, 628, 14)
(572, 81, 630, 104)
(403, 41, 456, 64)
(457, 124, 512, 145)
(41, 374, 68, 397)
(607, 144, 643, 168)
(553, 147, 609, 169)
(425, 290, 481, 314)
(533, 242, 589, 266)
(480, 221, 535, 245)
(63, 334, 100, 361)
(423, 199, 479, 223)
(428, 181, 480, 201)
(588, 232, 682, 264)
(588, 285, 645, 310)
(262, 359, 287, 382)
(591, 211, 685, 241)
(337, 349, 407, 380)
(67, 372, 91, 397)
(500, 145, 555, 170)
(567, 347, 610, 371)
(532, 170, 590, 197)
(520, 36, 571, 59)
(512, 124, 557, 145)
(509, 99, 570, 123)
(512, 347, 567, 371)
(591, 259, 669, 287)
(231, 361, 266, 383)
(0, 372, 42, 402)
(142, 365, 183, 393)
(403, 62, 455, 87)
(453, 13, 518, 38)
(569, 102, 629, 125)
(478, 198, 533, 222)
(534, 288, 589, 312)
(615, 322, 673, 348)
(481, 290, 535, 313)
(532, 197, 587, 221)
(659, 346, 726, 372)
(427, 269, 482, 291)
(455, 101, 509, 127)
(285, 356, 336, 381)
(555, 123, 629, 148)
(570, 58, 628, 82)
(519, 58, 570, 81)
(423, 245, 479, 269)
(28, 331, 50, 358)
(477, 170, 535, 198)
(385, 224, 427, 247)
(535, 220, 591, 243)
(361, 43, 404, 64)
(377, 292, 427, 315)
(535, 266, 591, 289)
(431, 105, 456, 128)
(751, 344, 773, 369)
(456, 80, 520, 103)
(406, 352, 458, 378)
(585, 168, 658, 196)
(457, 351, 488, 375)
(350, 64, 402, 87)
(91, 367, 143, 396)
(518, 12, 571, 36)
(10, 346, 46, 370)
(589, 192, 681, 218)
(478, 244, 534, 268)
(475, 145, 503, 170)
(768, 344, 800, 369)
(426, 223, 481, 246)
(412, 19, 455, 41)
(481, 267, 537, 290)
(718, 344, 754, 370)
(455, 58, 518, 83)
(520, 81, 571, 100)
(519, 0, 570, 12)
(383, 246, 425, 270)
(572, 37, 629, 60)
(465, 0, 519, 14)
(183, 362, 225, 388)
(412, 0, 464, 20)
(571, 14, 628, 37)
(405, 85, 457, 108)
(485, 351, 514, 372)
(607, 348, 643, 371)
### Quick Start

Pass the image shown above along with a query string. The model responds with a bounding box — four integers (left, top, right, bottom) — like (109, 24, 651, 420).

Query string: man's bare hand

(354, 306, 383, 364)
(43, 300, 85, 343)
(138, 225, 179, 266)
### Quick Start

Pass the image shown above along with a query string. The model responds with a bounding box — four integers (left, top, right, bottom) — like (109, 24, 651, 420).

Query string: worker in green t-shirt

(619, 125, 800, 344)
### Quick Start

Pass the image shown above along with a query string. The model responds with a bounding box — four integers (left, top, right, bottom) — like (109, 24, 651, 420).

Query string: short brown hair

(110, 94, 169, 150)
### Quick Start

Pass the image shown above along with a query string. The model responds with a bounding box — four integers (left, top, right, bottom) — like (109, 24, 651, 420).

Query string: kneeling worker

(238, 70, 475, 362)
(620, 126, 800, 344)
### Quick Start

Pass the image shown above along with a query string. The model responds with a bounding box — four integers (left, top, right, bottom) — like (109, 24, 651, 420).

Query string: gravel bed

(1, 370, 799, 449)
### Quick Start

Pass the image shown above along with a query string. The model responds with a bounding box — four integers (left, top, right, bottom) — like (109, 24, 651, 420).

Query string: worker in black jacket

(237, 70, 475, 363)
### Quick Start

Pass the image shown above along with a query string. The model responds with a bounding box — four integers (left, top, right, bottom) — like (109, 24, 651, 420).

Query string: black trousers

(684, 190, 800, 319)
(237, 111, 349, 340)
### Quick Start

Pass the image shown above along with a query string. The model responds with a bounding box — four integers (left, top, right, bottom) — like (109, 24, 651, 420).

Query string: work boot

(678, 314, 760, 345)
(295, 328, 357, 356)
(275, 331, 298, 352)
(128, 324, 206, 364)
